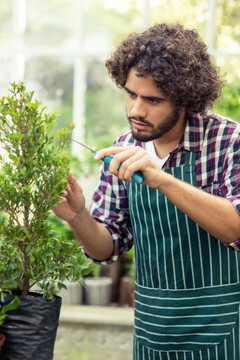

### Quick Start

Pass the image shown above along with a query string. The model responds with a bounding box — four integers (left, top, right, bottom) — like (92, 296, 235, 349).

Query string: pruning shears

(72, 139, 144, 184)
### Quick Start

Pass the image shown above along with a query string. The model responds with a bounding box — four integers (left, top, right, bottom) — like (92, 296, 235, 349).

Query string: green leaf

(0, 296, 21, 325)
(1, 296, 20, 315)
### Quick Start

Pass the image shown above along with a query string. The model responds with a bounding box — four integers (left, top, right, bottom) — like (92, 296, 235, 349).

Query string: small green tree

(0, 82, 91, 298)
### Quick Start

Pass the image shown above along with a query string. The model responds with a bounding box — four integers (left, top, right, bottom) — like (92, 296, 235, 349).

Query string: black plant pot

(0, 291, 61, 360)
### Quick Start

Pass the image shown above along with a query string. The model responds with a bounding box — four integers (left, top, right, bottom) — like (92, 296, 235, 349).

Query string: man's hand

(94, 145, 166, 188)
(52, 173, 85, 223)
(53, 173, 114, 260)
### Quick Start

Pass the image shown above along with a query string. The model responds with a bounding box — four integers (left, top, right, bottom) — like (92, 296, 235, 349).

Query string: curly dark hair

(105, 23, 224, 116)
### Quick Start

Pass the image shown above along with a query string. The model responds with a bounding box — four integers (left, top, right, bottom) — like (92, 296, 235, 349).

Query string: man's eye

(148, 99, 159, 104)
(128, 92, 136, 99)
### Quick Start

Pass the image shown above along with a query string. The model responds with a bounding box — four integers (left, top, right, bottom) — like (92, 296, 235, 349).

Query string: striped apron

(125, 151, 240, 360)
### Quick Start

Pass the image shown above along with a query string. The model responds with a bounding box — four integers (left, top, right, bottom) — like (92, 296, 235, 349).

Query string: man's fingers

(68, 173, 78, 188)
(94, 146, 130, 161)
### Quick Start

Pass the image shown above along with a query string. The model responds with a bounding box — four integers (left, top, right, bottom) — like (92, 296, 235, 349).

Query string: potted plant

(83, 264, 114, 306)
(0, 82, 91, 360)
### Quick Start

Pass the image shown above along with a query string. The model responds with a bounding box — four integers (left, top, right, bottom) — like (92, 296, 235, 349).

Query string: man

(53, 23, 240, 359)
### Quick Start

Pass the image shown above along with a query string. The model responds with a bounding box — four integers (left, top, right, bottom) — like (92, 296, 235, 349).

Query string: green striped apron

(125, 151, 240, 360)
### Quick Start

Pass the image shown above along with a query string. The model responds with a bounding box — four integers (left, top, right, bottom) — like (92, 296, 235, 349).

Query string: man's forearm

(68, 207, 114, 261)
(157, 172, 240, 244)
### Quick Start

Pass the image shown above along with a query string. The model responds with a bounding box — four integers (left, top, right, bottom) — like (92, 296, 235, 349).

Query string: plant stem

(22, 249, 30, 296)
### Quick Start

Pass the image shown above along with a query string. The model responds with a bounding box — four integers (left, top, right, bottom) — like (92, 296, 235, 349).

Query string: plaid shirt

(89, 113, 240, 263)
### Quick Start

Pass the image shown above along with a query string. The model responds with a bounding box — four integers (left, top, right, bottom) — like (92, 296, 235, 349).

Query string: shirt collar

(175, 114, 204, 154)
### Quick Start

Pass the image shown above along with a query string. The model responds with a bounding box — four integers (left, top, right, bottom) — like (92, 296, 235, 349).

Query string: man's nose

(130, 98, 147, 119)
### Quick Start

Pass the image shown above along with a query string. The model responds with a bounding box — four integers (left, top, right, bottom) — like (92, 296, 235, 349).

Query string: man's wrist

(156, 171, 175, 193)
(68, 207, 87, 226)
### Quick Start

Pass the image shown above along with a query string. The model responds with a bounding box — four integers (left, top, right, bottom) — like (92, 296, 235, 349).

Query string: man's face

(124, 67, 185, 142)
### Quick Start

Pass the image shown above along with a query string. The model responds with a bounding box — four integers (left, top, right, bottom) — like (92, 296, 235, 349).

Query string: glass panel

(0, 0, 12, 46)
(85, 58, 126, 146)
(85, 0, 141, 42)
(149, 0, 207, 40)
(215, 0, 240, 54)
(0, 58, 12, 96)
(24, 56, 74, 133)
(25, 0, 79, 48)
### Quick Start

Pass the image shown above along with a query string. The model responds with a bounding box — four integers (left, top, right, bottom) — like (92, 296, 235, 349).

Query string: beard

(128, 107, 181, 142)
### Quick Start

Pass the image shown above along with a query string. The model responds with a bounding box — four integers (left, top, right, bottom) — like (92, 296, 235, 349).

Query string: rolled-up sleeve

(88, 162, 133, 264)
